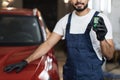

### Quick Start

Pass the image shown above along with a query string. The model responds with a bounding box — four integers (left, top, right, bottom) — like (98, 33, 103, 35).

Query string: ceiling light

(64, 0, 69, 4)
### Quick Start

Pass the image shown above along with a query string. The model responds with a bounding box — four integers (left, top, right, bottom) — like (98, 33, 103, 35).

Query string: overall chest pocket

(66, 34, 80, 48)
(66, 34, 88, 48)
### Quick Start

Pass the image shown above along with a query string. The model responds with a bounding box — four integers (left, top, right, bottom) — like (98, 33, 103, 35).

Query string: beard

(72, 4, 88, 12)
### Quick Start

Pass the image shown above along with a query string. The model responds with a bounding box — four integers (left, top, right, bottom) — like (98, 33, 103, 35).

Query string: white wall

(109, 0, 120, 50)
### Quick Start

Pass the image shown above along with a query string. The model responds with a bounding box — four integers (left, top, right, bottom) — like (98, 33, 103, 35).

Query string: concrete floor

(54, 41, 120, 80)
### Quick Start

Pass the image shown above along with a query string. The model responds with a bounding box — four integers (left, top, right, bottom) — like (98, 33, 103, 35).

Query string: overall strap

(85, 11, 99, 33)
(89, 11, 99, 26)
(66, 13, 72, 33)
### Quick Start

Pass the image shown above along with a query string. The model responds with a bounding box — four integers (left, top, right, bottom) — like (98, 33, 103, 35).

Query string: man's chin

(75, 8, 86, 12)
(73, 4, 88, 12)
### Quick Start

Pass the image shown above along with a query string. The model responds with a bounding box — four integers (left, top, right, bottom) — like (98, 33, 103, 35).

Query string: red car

(0, 8, 60, 80)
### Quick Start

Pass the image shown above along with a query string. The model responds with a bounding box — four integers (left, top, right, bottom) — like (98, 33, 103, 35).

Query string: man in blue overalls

(4, 0, 115, 80)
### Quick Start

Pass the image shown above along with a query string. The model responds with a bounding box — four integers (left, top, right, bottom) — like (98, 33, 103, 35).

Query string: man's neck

(75, 8, 90, 16)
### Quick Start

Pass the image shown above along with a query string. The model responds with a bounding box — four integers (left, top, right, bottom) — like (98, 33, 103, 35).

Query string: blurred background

(1, 0, 120, 80)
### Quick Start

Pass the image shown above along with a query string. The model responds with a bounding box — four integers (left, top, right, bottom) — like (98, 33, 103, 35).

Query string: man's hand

(4, 60, 28, 73)
(93, 16, 107, 41)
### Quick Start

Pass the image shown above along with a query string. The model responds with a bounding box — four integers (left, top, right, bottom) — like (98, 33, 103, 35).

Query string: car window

(0, 15, 44, 46)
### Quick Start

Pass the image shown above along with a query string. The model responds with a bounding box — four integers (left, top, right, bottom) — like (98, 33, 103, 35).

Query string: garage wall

(109, 0, 120, 50)
(0, 1, 2, 8)
(0, 0, 22, 8)
(57, 0, 73, 20)
(12, 0, 23, 8)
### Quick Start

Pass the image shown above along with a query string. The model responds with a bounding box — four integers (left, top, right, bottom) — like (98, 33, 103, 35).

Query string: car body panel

(0, 8, 59, 80)
(0, 8, 34, 16)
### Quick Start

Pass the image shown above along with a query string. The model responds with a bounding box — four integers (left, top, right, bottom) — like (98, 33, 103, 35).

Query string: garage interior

(1, 0, 120, 80)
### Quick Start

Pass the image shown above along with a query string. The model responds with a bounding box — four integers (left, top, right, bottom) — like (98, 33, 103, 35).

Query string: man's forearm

(100, 39, 115, 60)
(25, 32, 62, 63)
(25, 41, 52, 63)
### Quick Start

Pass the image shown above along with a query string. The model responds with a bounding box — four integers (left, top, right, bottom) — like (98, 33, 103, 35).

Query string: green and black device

(93, 16, 99, 28)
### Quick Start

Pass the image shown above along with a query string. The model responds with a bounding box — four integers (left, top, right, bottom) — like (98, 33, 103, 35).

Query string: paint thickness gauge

(93, 17, 99, 28)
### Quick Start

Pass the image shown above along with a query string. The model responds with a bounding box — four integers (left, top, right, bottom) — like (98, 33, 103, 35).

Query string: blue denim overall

(63, 12, 104, 80)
